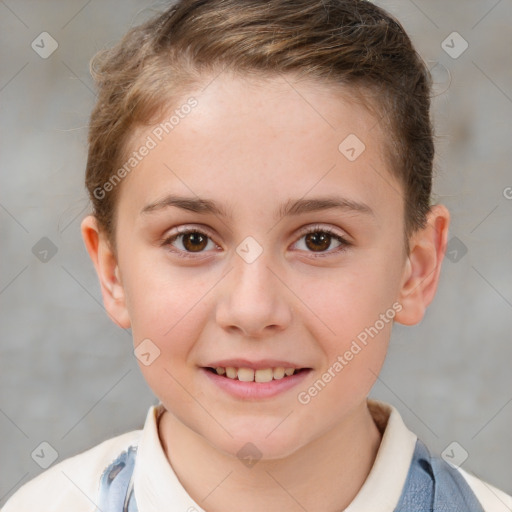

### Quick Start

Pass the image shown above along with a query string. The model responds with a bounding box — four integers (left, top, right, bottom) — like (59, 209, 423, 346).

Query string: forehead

(117, 72, 400, 226)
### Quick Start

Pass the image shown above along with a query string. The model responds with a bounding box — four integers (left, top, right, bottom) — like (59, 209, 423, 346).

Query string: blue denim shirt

(394, 439, 485, 511)
(95, 439, 485, 512)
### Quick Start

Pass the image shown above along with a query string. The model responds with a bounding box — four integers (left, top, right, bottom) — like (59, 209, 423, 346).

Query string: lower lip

(201, 368, 312, 400)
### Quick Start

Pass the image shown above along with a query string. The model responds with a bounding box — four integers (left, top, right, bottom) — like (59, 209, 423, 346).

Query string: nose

(215, 248, 293, 339)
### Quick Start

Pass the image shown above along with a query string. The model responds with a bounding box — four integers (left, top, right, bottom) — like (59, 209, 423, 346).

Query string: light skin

(81, 72, 450, 512)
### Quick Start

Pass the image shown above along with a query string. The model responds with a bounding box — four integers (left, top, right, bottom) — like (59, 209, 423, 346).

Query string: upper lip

(203, 359, 309, 370)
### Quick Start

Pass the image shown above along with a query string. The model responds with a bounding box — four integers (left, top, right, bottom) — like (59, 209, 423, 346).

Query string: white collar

(133, 399, 417, 512)
(344, 400, 417, 511)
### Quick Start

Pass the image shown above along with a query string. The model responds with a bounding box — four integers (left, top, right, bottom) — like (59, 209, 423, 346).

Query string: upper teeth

(215, 367, 296, 382)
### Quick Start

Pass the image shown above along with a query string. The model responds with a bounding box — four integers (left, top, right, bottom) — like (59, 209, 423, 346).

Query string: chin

(209, 427, 305, 462)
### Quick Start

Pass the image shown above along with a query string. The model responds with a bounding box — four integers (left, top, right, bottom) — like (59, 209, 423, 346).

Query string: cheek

(122, 248, 209, 339)
(296, 283, 393, 419)
(301, 258, 397, 382)
(128, 273, 209, 404)
(122, 260, 214, 401)
(307, 261, 397, 337)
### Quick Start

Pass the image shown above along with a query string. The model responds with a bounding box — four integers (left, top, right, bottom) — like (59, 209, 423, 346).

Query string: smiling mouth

(204, 366, 310, 383)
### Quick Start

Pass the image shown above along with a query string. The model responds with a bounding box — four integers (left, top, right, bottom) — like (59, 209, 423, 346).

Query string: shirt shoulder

(456, 467, 512, 512)
(2, 429, 142, 512)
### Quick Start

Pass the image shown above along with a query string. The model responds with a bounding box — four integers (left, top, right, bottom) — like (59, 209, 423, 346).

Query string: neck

(158, 400, 382, 512)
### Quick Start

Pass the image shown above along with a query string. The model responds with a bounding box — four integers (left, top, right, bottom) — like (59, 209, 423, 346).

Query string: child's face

(84, 72, 447, 459)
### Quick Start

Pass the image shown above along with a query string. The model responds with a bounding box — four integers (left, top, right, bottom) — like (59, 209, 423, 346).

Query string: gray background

(1, 0, 511, 506)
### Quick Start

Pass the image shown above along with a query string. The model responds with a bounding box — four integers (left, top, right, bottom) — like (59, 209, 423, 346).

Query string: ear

(80, 215, 131, 329)
(394, 204, 450, 326)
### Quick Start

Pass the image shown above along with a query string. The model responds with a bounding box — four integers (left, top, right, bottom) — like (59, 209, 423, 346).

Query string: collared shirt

(3, 400, 511, 511)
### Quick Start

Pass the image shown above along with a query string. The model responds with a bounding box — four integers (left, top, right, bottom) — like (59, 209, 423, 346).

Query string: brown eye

(162, 228, 217, 257)
(304, 231, 332, 252)
(181, 232, 208, 252)
(294, 226, 351, 256)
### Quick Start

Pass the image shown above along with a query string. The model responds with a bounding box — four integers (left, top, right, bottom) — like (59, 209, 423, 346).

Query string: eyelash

(161, 224, 351, 259)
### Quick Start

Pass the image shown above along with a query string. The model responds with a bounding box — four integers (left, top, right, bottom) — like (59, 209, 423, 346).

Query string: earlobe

(394, 205, 450, 326)
(80, 215, 131, 329)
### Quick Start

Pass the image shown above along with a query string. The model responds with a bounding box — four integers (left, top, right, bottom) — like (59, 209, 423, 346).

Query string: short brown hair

(85, 0, 434, 256)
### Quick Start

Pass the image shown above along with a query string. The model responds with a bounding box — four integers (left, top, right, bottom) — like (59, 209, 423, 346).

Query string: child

(4, 0, 511, 510)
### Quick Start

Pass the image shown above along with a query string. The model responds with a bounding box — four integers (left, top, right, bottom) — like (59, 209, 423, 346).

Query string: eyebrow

(140, 194, 374, 220)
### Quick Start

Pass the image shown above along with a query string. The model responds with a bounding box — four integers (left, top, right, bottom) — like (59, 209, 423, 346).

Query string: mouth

(200, 358, 313, 399)
(203, 366, 310, 383)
